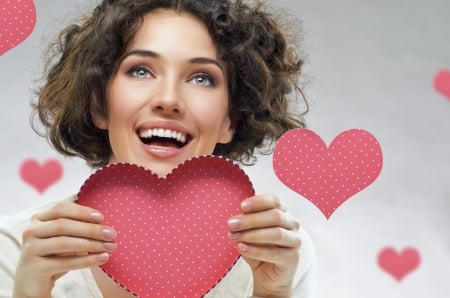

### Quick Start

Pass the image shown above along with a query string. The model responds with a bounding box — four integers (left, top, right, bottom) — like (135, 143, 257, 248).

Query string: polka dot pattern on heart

(77, 156, 255, 297)
(273, 128, 383, 219)
(0, 0, 36, 56)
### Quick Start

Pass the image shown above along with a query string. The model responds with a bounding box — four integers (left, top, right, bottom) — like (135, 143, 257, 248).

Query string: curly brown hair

(33, 0, 307, 168)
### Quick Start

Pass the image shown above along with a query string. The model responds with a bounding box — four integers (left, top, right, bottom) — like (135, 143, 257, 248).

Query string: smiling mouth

(138, 128, 190, 148)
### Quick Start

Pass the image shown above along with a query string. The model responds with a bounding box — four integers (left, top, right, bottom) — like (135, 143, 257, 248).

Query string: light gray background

(1, 1, 449, 297)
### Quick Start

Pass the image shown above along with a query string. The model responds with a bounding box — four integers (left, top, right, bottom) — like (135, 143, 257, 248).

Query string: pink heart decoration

(377, 247, 421, 282)
(76, 156, 254, 297)
(273, 128, 383, 219)
(19, 158, 63, 193)
(433, 69, 450, 100)
(0, 0, 36, 56)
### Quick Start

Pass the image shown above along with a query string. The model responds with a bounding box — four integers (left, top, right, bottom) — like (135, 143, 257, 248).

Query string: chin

(140, 161, 180, 178)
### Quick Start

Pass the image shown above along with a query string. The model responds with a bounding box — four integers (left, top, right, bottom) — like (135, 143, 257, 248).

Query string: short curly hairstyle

(33, 0, 307, 168)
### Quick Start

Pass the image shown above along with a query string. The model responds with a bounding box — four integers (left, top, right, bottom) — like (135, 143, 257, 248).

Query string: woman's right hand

(13, 201, 117, 298)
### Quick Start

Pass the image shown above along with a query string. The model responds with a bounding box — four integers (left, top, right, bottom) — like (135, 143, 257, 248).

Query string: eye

(127, 66, 152, 79)
(190, 73, 216, 87)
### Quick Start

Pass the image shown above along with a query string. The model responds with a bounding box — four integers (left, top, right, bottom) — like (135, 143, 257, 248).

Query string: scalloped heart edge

(78, 154, 249, 181)
(99, 257, 241, 298)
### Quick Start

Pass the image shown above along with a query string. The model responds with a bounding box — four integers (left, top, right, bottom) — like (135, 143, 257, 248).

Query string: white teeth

(139, 128, 188, 144)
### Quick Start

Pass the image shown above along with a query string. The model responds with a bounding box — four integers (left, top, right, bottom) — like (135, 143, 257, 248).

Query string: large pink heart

(377, 247, 421, 282)
(19, 159, 63, 194)
(76, 156, 254, 297)
(273, 128, 383, 219)
(0, 0, 36, 56)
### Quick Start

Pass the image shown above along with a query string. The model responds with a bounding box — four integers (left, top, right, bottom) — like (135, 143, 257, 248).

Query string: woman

(0, 0, 316, 297)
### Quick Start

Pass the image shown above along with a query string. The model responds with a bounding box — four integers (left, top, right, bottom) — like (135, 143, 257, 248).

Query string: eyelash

(126, 66, 152, 79)
(125, 65, 217, 87)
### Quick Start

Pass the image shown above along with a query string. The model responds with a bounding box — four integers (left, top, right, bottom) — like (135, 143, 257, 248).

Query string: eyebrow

(123, 49, 224, 73)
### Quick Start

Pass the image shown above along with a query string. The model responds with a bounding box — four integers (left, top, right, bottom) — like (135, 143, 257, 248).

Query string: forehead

(128, 8, 217, 54)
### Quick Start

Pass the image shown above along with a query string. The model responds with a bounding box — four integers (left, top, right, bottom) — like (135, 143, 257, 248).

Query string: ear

(90, 107, 108, 130)
(217, 117, 235, 144)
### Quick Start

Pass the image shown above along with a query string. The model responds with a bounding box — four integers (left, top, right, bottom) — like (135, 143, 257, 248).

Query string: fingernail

(103, 242, 117, 250)
(228, 232, 242, 241)
(102, 228, 117, 240)
(91, 211, 104, 222)
(238, 243, 249, 253)
(227, 218, 241, 230)
(241, 200, 254, 212)
(98, 252, 110, 262)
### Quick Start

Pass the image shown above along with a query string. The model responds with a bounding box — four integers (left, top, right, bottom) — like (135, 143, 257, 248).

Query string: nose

(150, 77, 184, 115)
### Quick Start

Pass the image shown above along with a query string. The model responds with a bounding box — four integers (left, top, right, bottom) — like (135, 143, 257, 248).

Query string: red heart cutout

(19, 159, 63, 193)
(377, 247, 421, 282)
(76, 156, 254, 297)
(273, 128, 383, 219)
(0, 0, 36, 56)
(433, 69, 450, 100)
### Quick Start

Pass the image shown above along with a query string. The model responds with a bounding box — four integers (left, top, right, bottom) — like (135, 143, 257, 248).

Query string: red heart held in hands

(76, 156, 255, 297)
(273, 128, 383, 219)
(0, 0, 37, 56)
(19, 158, 63, 193)
(377, 247, 421, 282)
(433, 69, 450, 100)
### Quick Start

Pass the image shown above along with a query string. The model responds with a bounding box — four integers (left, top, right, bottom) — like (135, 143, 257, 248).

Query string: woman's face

(94, 9, 234, 176)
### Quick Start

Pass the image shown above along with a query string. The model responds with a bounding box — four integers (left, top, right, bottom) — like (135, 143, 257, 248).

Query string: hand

(13, 201, 117, 298)
(227, 194, 301, 298)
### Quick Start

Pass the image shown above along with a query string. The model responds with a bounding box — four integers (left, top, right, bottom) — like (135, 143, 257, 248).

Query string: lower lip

(140, 142, 187, 159)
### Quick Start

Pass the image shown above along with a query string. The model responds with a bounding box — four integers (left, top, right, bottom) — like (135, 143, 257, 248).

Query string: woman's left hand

(228, 194, 301, 298)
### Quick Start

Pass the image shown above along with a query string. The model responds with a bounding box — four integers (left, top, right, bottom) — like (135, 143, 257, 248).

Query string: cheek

(109, 84, 129, 111)
(196, 104, 230, 130)
(108, 84, 144, 122)
(193, 92, 230, 121)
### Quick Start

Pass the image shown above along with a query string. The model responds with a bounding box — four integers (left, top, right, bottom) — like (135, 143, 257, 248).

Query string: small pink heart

(433, 69, 450, 100)
(0, 0, 36, 56)
(273, 128, 383, 219)
(19, 159, 63, 193)
(377, 247, 421, 282)
(76, 156, 255, 297)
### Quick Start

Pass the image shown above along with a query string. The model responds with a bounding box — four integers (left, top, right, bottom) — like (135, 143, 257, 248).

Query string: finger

(238, 242, 300, 267)
(229, 228, 301, 248)
(240, 194, 288, 214)
(33, 202, 104, 224)
(25, 218, 117, 241)
(45, 252, 111, 274)
(24, 236, 117, 256)
(228, 209, 300, 232)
